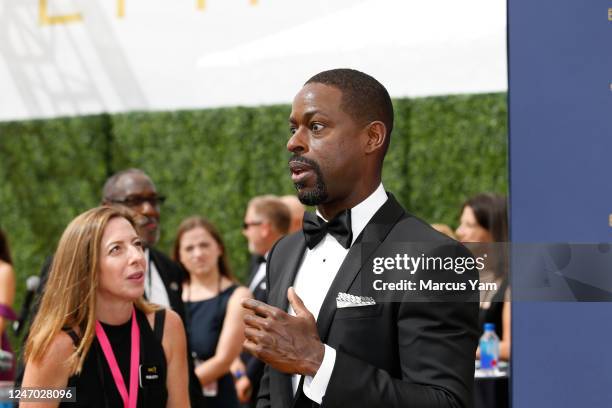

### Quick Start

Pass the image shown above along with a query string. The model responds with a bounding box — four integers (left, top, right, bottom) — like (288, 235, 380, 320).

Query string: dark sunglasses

(108, 195, 166, 208)
(242, 221, 263, 230)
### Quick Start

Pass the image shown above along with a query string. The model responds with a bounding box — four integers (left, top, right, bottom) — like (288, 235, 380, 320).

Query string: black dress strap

(153, 309, 166, 343)
(63, 329, 80, 347)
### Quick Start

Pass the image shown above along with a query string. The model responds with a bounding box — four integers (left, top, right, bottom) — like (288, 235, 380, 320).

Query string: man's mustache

(288, 155, 321, 170)
(136, 215, 157, 229)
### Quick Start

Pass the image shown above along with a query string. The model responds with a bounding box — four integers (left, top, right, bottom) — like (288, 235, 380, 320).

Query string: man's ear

(364, 121, 387, 154)
(260, 222, 272, 239)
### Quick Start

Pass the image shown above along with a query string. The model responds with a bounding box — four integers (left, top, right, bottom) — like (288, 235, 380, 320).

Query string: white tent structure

(197, 0, 507, 105)
(0, 0, 506, 121)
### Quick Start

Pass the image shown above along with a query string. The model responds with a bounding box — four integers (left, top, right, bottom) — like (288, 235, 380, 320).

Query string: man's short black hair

(101, 168, 151, 202)
(305, 68, 394, 149)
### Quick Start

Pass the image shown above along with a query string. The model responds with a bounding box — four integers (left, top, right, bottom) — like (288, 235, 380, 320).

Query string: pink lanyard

(95, 308, 140, 408)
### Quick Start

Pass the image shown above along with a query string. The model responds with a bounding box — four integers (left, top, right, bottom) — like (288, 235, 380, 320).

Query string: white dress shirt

(249, 252, 268, 293)
(290, 183, 388, 403)
(144, 248, 171, 308)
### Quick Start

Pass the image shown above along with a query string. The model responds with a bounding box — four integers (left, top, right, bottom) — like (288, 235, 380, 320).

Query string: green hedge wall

(0, 93, 508, 332)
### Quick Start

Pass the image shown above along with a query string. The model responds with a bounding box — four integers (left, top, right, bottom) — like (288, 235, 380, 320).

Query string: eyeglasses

(107, 195, 166, 208)
(242, 221, 263, 230)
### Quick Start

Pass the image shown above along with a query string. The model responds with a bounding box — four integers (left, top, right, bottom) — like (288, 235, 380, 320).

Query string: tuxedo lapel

(315, 194, 406, 342)
(246, 255, 260, 287)
(272, 235, 308, 311)
(268, 233, 308, 408)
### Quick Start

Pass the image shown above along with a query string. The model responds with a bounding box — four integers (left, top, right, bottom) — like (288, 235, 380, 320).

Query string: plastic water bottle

(479, 322, 500, 375)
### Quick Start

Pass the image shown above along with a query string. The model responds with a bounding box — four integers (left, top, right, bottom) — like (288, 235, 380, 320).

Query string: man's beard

(138, 216, 160, 247)
(149, 227, 161, 247)
(290, 155, 328, 206)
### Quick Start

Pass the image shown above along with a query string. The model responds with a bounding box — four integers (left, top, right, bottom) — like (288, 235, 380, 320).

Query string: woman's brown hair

(0, 228, 12, 265)
(461, 193, 508, 242)
(25, 206, 155, 374)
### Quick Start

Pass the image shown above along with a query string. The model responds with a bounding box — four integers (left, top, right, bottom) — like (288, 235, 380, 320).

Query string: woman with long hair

(173, 216, 251, 408)
(21, 206, 189, 407)
(0, 228, 16, 380)
(456, 193, 510, 361)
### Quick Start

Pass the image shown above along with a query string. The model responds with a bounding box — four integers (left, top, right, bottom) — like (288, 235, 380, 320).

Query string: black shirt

(61, 308, 167, 408)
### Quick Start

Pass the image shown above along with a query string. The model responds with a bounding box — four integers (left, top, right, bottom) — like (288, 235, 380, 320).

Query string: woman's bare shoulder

(146, 308, 184, 343)
(0, 261, 14, 279)
(229, 285, 252, 302)
(163, 308, 184, 333)
(29, 331, 75, 370)
(23, 331, 75, 388)
(49, 331, 77, 357)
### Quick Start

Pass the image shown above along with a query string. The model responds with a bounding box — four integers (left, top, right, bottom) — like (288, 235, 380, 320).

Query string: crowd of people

(1, 69, 510, 408)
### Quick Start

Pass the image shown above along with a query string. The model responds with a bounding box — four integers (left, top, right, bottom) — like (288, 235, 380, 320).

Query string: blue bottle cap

(484, 322, 496, 332)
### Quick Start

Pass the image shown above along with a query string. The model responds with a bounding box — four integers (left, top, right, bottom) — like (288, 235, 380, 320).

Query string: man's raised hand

(241, 287, 324, 376)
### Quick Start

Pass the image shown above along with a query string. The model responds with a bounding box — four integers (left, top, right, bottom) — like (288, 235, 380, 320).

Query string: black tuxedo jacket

(256, 194, 479, 408)
(243, 255, 268, 406)
(147, 247, 186, 322)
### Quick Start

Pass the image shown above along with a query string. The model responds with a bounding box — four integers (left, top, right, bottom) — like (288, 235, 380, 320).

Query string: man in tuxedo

(241, 195, 291, 308)
(242, 69, 479, 407)
(237, 195, 291, 405)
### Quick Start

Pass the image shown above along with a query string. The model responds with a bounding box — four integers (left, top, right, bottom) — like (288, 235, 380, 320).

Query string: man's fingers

(287, 286, 310, 318)
(244, 313, 269, 330)
(242, 298, 282, 318)
(244, 326, 266, 343)
(245, 324, 278, 346)
(244, 338, 272, 363)
(243, 338, 260, 357)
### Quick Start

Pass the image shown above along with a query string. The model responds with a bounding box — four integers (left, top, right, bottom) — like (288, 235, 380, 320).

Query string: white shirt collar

(316, 183, 388, 245)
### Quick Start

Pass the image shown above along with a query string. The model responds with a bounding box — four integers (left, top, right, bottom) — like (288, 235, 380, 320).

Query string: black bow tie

(302, 210, 353, 250)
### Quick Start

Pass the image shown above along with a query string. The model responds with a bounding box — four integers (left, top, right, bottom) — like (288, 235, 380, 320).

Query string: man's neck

(317, 180, 381, 220)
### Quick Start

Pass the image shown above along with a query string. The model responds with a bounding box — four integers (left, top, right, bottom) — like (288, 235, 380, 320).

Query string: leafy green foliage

(406, 94, 508, 225)
(0, 93, 507, 350)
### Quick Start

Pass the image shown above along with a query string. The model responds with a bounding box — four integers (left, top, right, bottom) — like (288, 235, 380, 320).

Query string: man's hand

(241, 287, 324, 376)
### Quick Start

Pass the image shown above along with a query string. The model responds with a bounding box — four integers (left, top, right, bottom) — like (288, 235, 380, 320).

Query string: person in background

(15, 169, 205, 407)
(431, 223, 457, 239)
(103, 170, 213, 406)
(173, 216, 251, 408)
(456, 193, 510, 361)
(235, 196, 290, 406)
(0, 228, 16, 381)
(279, 195, 306, 233)
(21, 206, 189, 407)
(242, 196, 291, 301)
(102, 169, 185, 317)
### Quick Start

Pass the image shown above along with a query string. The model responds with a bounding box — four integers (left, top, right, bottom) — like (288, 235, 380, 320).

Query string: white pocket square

(336, 292, 376, 308)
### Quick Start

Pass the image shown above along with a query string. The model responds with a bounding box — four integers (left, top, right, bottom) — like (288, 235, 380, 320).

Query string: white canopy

(0, 0, 506, 121)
